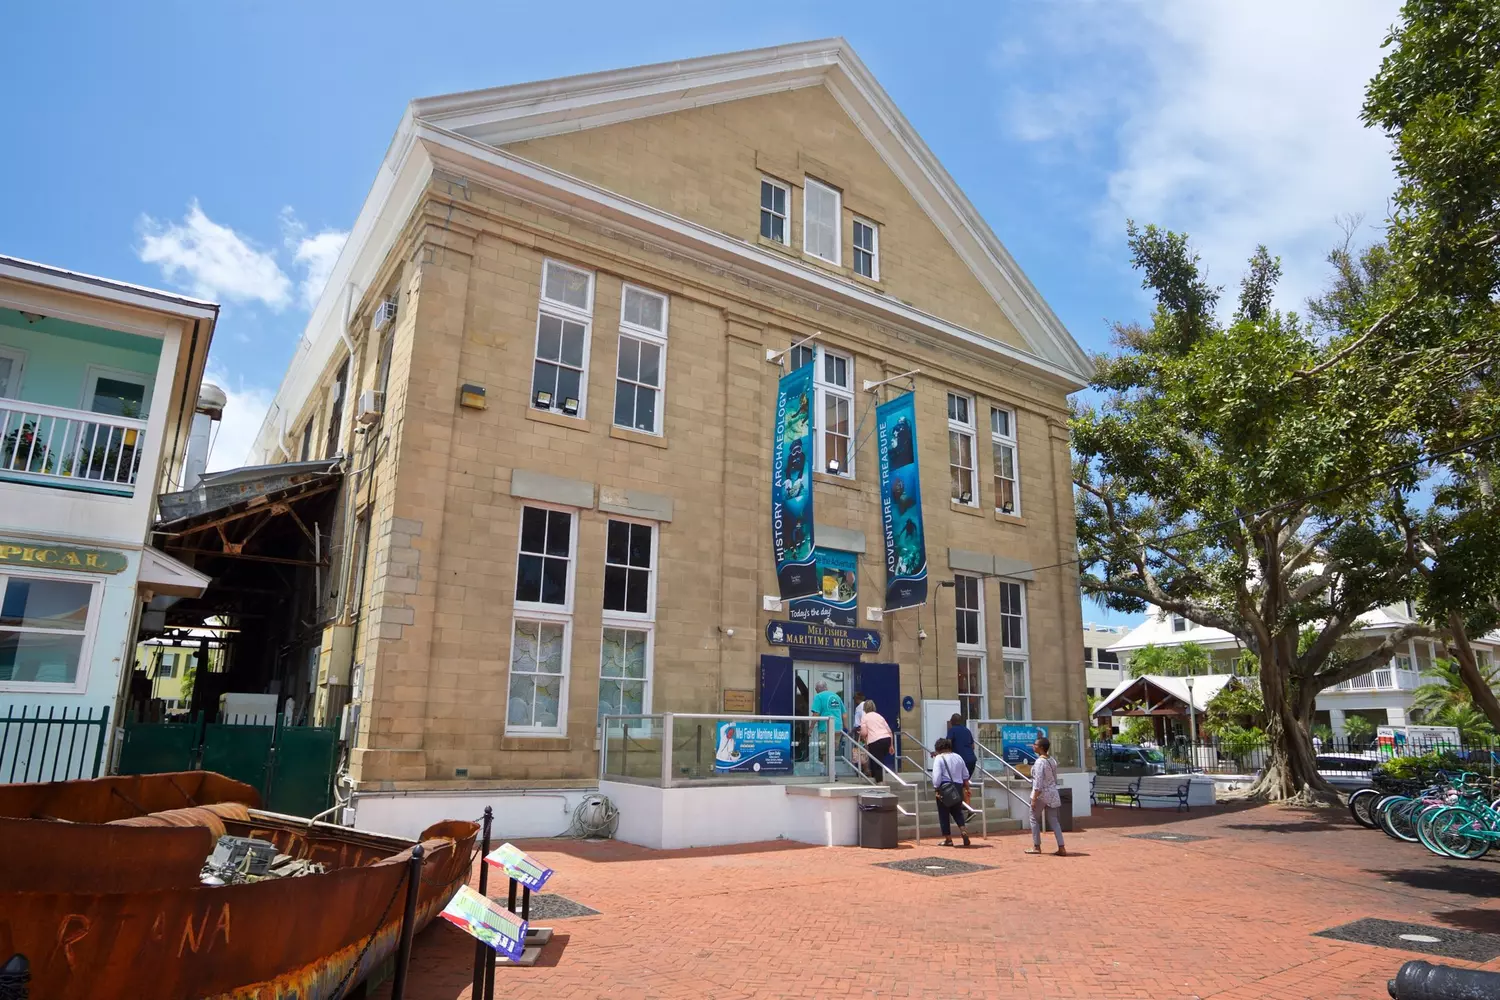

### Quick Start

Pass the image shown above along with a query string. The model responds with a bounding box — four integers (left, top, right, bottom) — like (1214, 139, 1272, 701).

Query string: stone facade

(271, 65, 1088, 791)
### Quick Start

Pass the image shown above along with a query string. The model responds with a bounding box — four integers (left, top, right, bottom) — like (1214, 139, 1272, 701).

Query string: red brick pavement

(372, 803, 1500, 1000)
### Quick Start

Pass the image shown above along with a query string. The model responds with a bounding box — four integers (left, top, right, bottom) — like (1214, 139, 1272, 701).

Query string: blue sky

(1, 1, 1402, 625)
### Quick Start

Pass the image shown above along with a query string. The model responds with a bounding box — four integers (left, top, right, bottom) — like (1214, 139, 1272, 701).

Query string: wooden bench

(1091, 774, 1192, 811)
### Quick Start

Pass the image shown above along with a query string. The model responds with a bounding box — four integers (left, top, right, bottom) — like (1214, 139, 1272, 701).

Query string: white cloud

(139, 202, 293, 308)
(281, 208, 349, 309)
(1005, 0, 1402, 312)
(202, 369, 274, 472)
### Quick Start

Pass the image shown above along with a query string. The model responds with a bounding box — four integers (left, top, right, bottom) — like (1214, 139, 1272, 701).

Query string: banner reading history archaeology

(790, 547, 858, 626)
(877, 392, 928, 610)
(772, 362, 818, 599)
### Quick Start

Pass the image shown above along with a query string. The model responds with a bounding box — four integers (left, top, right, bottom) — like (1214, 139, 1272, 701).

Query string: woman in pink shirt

(858, 700, 893, 778)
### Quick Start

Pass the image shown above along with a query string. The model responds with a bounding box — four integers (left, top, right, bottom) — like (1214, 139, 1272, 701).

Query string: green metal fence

(116, 714, 339, 815)
(0, 704, 111, 782)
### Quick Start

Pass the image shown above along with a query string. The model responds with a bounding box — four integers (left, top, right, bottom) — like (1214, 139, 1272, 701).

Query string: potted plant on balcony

(1, 420, 54, 474)
(61, 401, 144, 483)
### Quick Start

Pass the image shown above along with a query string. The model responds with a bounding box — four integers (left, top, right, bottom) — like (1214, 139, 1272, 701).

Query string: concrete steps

(883, 775, 1024, 841)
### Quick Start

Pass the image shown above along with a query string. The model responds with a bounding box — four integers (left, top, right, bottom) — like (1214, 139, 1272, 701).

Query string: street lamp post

(1185, 675, 1198, 749)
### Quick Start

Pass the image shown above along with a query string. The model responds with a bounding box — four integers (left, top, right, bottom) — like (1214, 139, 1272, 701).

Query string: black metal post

(1389, 959, 1500, 999)
(470, 806, 493, 997)
(522, 885, 530, 922)
(389, 843, 424, 1000)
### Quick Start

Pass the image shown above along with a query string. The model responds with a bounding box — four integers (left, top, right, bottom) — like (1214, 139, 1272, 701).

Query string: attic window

(802, 177, 841, 265)
(1170, 615, 1189, 633)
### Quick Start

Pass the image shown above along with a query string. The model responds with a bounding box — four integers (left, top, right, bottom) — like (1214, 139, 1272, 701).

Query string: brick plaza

(379, 803, 1500, 999)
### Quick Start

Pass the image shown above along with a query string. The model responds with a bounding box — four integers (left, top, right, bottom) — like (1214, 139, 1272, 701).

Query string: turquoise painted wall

(0, 310, 162, 414)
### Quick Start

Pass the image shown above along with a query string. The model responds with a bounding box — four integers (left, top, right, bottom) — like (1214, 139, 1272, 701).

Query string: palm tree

(1426, 704, 1496, 744)
(1413, 657, 1500, 720)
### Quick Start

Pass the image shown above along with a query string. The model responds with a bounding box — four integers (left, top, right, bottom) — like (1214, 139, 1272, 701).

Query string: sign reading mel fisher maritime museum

(765, 619, 882, 654)
(715, 720, 793, 773)
(771, 362, 818, 599)
(876, 392, 928, 610)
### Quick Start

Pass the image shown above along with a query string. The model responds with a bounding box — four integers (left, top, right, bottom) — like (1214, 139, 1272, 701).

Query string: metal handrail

(845, 734, 922, 845)
(896, 746, 989, 839)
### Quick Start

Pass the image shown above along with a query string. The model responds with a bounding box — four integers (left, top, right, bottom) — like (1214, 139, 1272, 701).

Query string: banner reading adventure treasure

(877, 392, 928, 610)
(790, 547, 858, 626)
(772, 362, 818, 599)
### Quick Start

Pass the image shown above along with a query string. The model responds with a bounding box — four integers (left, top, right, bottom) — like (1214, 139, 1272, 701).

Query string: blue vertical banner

(790, 548, 858, 626)
(772, 362, 818, 599)
(877, 392, 928, 610)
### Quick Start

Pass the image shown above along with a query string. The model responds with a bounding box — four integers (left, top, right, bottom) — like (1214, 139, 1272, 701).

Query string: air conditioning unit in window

(355, 389, 384, 425)
(373, 298, 398, 330)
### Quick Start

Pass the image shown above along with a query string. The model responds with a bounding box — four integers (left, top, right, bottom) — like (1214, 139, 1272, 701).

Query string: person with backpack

(930, 737, 971, 848)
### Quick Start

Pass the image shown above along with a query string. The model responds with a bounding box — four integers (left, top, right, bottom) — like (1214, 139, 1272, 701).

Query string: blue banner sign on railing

(485, 843, 554, 892)
(876, 392, 927, 610)
(771, 363, 818, 599)
(440, 884, 528, 961)
(1001, 724, 1048, 764)
(714, 720, 793, 773)
(765, 619, 881, 654)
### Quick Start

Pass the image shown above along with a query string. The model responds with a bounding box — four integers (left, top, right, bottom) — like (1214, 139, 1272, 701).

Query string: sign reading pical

(484, 843, 554, 892)
(875, 392, 927, 610)
(764, 619, 881, 654)
(714, 720, 793, 773)
(790, 547, 858, 626)
(0, 540, 127, 574)
(771, 362, 818, 599)
(439, 884, 528, 961)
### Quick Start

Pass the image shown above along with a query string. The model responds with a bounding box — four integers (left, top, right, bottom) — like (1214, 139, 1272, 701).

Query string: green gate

(267, 724, 339, 816)
(116, 717, 338, 816)
(117, 718, 201, 776)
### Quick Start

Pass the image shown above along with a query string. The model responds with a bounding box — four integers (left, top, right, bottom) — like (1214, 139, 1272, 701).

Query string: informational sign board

(439, 884, 528, 961)
(484, 843, 555, 892)
(765, 619, 881, 655)
(722, 689, 756, 713)
(1001, 724, 1047, 764)
(714, 720, 793, 773)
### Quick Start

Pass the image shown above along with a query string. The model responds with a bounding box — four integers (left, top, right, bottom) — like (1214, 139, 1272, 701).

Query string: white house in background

(0, 255, 219, 775)
(1083, 622, 1129, 734)
(1107, 605, 1500, 737)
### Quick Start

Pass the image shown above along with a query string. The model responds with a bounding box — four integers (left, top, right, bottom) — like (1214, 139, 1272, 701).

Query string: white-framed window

(852, 218, 878, 280)
(1097, 649, 1120, 669)
(802, 176, 841, 265)
(514, 505, 575, 612)
(760, 178, 790, 245)
(957, 654, 985, 723)
(1170, 614, 1189, 633)
(998, 580, 1026, 651)
(991, 406, 1019, 515)
(530, 259, 594, 418)
(507, 618, 569, 734)
(82, 365, 152, 418)
(786, 344, 855, 478)
(0, 569, 101, 692)
(0, 344, 28, 398)
(157, 651, 179, 678)
(1002, 658, 1030, 719)
(600, 517, 657, 725)
(954, 573, 983, 647)
(947, 392, 977, 505)
(613, 285, 669, 435)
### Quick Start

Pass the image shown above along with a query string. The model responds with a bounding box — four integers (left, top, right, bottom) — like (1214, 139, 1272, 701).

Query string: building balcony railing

(1334, 666, 1423, 693)
(0, 397, 147, 496)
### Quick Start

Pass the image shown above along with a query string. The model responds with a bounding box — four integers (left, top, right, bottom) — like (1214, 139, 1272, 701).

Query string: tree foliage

(1203, 682, 1266, 737)
(1126, 641, 1214, 678)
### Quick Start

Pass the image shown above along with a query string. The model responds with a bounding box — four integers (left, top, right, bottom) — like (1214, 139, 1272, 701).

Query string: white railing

(0, 398, 147, 493)
(1337, 666, 1423, 692)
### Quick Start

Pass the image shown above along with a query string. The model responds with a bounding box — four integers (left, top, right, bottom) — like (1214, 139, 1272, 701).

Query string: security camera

(918, 629, 928, 641)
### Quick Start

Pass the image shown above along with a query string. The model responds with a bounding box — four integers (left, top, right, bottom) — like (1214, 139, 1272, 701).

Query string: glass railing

(972, 720, 1084, 773)
(600, 713, 837, 786)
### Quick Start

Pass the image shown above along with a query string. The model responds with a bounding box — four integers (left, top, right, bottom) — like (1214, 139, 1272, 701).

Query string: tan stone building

(251, 40, 1094, 823)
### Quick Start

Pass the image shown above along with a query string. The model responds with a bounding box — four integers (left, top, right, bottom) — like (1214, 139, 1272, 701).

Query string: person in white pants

(1025, 735, 1066, 856)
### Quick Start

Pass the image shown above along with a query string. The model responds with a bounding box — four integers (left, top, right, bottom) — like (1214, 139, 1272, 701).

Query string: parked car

(1093, 743, 1170, 776)
(1315, 752, 1381, 792)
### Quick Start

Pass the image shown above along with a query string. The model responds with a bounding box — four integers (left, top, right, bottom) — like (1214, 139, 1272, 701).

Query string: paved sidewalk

(375, 803, 1500, 999)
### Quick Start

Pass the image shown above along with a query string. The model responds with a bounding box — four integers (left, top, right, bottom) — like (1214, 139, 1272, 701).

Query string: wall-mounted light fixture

(458, 383, 487, 410)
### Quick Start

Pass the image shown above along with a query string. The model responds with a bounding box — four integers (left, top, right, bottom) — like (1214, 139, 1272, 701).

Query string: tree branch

(1307, 623, 1442, 690)
(1294, 293, 1417, 379)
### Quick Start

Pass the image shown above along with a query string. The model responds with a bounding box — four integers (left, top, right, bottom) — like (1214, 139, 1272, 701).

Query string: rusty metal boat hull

(0, 773, 477, 999)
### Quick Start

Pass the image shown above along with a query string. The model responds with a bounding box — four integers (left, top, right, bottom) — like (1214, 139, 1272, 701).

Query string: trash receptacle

(858, 791, 899, 849)
(1058, 786, 1075, 833)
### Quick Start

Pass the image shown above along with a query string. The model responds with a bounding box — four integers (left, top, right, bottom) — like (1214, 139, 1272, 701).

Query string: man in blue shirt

(809, 681, 845, 759)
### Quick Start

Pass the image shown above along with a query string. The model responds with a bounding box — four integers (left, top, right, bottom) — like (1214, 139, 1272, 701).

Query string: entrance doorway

(794, 662, 851, 762)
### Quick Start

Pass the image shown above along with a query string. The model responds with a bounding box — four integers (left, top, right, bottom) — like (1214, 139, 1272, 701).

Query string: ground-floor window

(0, 572, 98, 689)
(598, 625, 650, 723)
(1002, 657, 1029, 719)
(957, 653, 985, 721)
(507, 618, 568, 733)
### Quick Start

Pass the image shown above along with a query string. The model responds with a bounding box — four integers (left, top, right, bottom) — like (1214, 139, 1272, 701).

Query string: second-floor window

(788, 343, 855, 478)
(531, 260, 594, 418)
(852, 218, 878, 279)
(803, 177, 841, 265)
(991, 406, 1019, 515)
(948, 392, 976, 505)
(613, 285, 668, 435)
(760, 178, 789, 245)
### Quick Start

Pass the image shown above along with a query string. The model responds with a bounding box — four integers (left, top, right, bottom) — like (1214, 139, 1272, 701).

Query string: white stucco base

(350, 786, 597, 840)
(994, 772, 1095, 822)
(599, 780, 862, 850)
